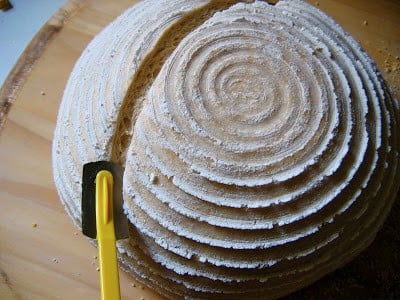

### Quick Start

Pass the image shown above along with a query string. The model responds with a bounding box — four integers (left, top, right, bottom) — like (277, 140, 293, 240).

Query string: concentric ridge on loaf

(53, 0, 400, 299)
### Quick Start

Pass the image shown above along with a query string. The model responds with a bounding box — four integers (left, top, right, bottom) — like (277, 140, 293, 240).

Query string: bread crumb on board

(52, 257, 59, 263)
(371, 40, 400, 98)
(383, 53, 400, 95)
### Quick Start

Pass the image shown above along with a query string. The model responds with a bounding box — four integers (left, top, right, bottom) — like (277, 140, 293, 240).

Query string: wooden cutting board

(0, 1, 399, 299)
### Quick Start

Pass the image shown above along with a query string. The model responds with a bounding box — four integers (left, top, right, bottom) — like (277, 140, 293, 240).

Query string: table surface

(0, 0, 399, 299)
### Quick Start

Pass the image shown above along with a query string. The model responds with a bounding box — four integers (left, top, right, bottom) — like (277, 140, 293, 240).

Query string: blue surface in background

(0, 0, 65, 88)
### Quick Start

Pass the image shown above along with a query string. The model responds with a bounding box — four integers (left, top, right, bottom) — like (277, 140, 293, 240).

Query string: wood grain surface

(0, 1, 399, 299)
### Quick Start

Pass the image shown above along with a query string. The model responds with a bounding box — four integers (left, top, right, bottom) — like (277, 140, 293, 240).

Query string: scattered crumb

(52, 258, 59, 263)
(131, 283, 136, 287)
(315, 1, 319, 6)
(376, 40, 400, 98)
(91, 261, 95, 265)
(73, 232, 78, 236)
(32, 223, 38, 228)
(93, 255, 98, 260)
(139, 285, 145, 290)
(363, 20, 368, 26)
(40, 91, 46, 96)
(140, 297, 145, 300)
(96, 267, 100, 272)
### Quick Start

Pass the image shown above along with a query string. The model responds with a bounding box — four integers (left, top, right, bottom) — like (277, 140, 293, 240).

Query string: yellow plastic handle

(95, 170, 121, 300)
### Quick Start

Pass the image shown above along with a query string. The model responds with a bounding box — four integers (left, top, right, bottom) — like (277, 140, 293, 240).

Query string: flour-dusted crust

(53, 0, 400, 298)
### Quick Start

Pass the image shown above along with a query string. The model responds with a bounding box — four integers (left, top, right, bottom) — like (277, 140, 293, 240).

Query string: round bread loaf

(53, 0, 400, 298)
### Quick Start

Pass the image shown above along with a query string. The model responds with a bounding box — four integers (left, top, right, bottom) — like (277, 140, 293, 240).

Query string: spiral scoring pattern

(53, 0, 400, 299)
